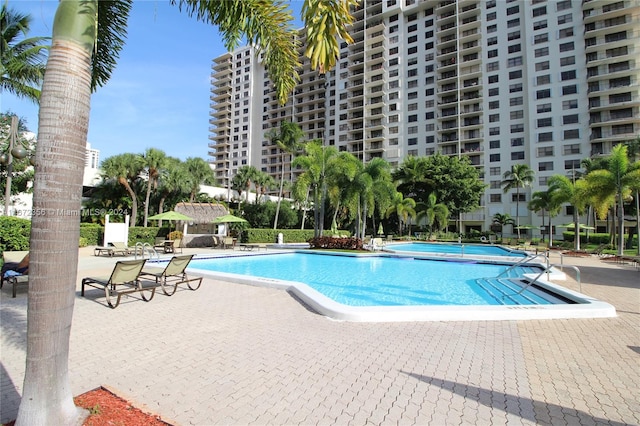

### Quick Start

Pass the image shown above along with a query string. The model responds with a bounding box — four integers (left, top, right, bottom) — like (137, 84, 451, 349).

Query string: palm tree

(267, 121, 304, 228)
(1, 3, 49, 102)
(501, 164, 535, 239)
(184, 157, 215, 202)
(585, 144, 640, 256)
(492, 213, 515, 241)
(417, 193, 449, 240)
(548, 174, 589, 251)
(101, 153, 144, 226)
(156, 158, 190, 226)
(142, 148, 166, 227)
(292, 140, 339, 237)
(253, 170, 275, 204)
(528, 189, 560, 244)
(385, 192, 417, 236)
(232, 165, 259, 203)
(19, 0, 355, 422)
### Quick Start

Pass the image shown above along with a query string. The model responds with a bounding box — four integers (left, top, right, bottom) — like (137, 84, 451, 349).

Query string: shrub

(79, 223, 103, 246)
(0, 216, 31, 251)
(245, 228, 316, 243)
(308, 237, 363, 250)
(168, 230, 183, 241)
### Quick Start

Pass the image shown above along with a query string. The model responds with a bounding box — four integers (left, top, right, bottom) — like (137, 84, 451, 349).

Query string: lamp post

(1, 116, 33, 216)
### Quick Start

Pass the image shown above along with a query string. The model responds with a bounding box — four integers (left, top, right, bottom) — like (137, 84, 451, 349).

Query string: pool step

(476, 277, 542, 305)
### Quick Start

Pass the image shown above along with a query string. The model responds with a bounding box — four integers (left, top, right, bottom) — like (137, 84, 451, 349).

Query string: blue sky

(4, 1, 303, 163)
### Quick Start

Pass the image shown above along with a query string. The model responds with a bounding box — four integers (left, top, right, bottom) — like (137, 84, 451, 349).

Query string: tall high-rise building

(208, 0, 639, 236)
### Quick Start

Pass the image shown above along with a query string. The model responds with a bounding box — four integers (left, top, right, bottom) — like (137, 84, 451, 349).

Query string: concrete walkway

(1, 247, 638, 425)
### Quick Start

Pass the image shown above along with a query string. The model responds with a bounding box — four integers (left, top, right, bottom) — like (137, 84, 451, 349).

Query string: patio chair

(172, 238, 183, 254)
(140, 254, 202, 296)
(81, 259, 153, 308)
(1, 251, 30, 297)
(222, 236, 235, 249)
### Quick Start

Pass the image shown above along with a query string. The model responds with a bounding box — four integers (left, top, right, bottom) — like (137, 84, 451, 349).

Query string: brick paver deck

(1, 247, 638, 425)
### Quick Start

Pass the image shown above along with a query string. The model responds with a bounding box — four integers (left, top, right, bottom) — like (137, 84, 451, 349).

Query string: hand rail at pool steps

(517, 264, 581, 294)
(134, 242, 159, 260)
(496, 251, 550, 279)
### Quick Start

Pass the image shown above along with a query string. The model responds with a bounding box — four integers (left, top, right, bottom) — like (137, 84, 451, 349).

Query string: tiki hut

(173, 202, 228, 246)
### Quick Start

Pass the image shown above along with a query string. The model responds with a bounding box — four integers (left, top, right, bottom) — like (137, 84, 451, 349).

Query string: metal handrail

(517, 263, 581, 295)
(134, 242, 158, 260)
(496, 250, 549, 278)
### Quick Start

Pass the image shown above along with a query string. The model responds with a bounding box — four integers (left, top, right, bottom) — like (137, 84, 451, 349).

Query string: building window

(510, 110, 523, 120)
(490, 167, 501, 176)
(487, 61, 499, 71)
(565, 159, 581, 170)
(561, 70, 576, 81)
(538, 117, 552, 127)
(489, 88, 499, 96)
(488, 75, 499, 83)
(538, 161, 554, 172)
(509, 70, 522, 79)
(562, 99, 578, 110)
(538, 132, 553, 142)
(563, 144, 581, 155)
(534, 34, 548, 44)
(533, 20, 547, 30)
(511, 137, 524, 146)
(535, 61, 550, 71)
(537, 103, 552, 113)
(559, 42, 574, 52)
(560, 56, 575, 66)
(558, 27, 574, 39)
(537, 89, 551, 99)
(537, 146, 554, 157)
(490, 140, 500, 149)
(533, 6, 546, 17)
(537, 74, 551, 85)
(489, 101, 500, 109)
(562, 85, 577, 95)
(510, 97, 523, 106)
(489, 127, 500, 135)
(489, 114, 500, 123)
(511, 152, 525, 161)
(510, 124, 524, 133)
(490, 154, 501, 162)
(535, 47, 549, 58)
(490, 194, 502, 203)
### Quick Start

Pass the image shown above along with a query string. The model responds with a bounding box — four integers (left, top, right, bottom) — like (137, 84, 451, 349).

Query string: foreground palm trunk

(16, 1, 96, 424)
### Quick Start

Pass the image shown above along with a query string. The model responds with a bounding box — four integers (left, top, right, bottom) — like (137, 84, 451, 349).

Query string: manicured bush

(0, 216, 31, 251)
(128, 226, 166, 245)
(79, 223, 103, 246)
(244, 228, 316, 243)
(308, 236, 363, 250)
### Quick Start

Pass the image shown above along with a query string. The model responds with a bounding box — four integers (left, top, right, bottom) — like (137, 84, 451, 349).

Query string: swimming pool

(175, 252, 616, 322)
(385, 242, 527, 259)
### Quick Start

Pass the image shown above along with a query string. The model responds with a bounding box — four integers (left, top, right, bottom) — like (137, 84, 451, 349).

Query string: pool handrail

(496, 251, 549, 279)
(517, 263, 581, 294)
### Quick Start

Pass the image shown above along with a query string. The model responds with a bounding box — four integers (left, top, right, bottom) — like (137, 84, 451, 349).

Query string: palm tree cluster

(503, 142, 640, 254)
(88, 150, 216, 227)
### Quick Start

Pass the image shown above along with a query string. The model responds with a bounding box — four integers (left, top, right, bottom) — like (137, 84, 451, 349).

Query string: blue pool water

(386, 242, 526, 257)
(186, 252, 559, 307)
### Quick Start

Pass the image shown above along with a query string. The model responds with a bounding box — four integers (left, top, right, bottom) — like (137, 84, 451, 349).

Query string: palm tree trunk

(16, 3, 96, 424)
(300, 189, 310, 230)
(273, 153, 286, 229)
(617, 193, 625, 256)
(515, 187, 521, 239)
(121, 179, 137, 226)
(143, 179, 151, 227)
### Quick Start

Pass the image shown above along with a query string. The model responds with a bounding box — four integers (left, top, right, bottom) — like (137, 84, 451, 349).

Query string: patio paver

(1, 247, 638, 425)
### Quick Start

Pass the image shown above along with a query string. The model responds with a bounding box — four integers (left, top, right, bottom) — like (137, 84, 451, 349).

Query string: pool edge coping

(181, 252, 617, 322)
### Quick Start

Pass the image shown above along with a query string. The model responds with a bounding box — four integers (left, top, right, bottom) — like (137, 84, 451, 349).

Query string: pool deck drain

(1, 246, 638, 425)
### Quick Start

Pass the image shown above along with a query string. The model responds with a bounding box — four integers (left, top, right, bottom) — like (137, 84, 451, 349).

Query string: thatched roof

(174, 202, 228, 224)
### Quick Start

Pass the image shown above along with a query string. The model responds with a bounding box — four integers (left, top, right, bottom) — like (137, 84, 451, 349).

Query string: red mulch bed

(5, 387, 172, 426)
(561, 250, 591, 257)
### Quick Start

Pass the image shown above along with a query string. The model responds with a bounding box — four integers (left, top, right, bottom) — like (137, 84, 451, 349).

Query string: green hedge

(562, 231, 637, 246)
(0, 216, 31, 251)
(244, 228, 317, 243)
(79, 223, 103, 246)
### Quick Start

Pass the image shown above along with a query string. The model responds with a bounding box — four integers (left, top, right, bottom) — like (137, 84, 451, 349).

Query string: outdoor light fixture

(1, 116, 36, 215)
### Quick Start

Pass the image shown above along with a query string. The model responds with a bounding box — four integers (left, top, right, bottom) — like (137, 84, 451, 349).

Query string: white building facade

(208, 0, 639, 237)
